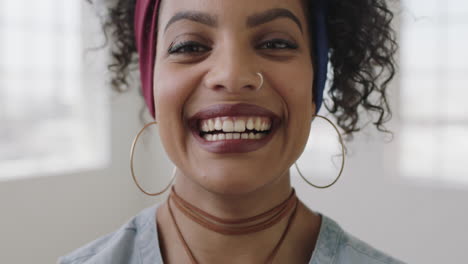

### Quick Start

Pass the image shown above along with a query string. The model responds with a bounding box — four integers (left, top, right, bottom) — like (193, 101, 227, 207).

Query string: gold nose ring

(257, 72, 264, 90)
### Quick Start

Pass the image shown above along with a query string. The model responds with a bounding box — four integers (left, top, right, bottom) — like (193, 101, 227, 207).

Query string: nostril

(205, 72, 263, 93)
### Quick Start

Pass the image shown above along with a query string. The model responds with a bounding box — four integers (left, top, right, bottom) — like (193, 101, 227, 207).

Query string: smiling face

(153, 0, 315, 195)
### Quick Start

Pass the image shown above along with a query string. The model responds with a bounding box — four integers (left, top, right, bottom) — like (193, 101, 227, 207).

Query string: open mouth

(198, 116, 272, 141)
(187, 103, 281, 153)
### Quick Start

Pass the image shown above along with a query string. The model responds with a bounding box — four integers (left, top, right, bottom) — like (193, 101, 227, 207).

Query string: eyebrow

(247, 8, 303, 33)
(164, 11, 218, 32)
(164, 8, 303, 33)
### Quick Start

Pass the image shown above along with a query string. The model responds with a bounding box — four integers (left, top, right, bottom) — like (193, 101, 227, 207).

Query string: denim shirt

(58, 204, 406, 264)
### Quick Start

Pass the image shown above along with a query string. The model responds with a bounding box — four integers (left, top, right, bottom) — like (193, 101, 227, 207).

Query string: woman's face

(153, 0, 314, 194)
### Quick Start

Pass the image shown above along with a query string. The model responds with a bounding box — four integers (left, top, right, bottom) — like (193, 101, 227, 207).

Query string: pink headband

(134, 0, 328, 118)
(134, 0, 161, 118)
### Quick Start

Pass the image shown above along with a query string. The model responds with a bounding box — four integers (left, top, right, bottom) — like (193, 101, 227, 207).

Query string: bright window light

(400, 0, 468, 183)
(0, 0, 109, 180)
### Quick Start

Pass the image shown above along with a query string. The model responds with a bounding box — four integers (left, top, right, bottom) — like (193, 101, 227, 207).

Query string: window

(399, 0, 468, 183)
(0, 0, 109, 180)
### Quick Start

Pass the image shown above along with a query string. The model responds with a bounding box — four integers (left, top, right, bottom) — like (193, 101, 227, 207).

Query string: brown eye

(257, 39, 298, 50)
(168, 41, 211, 55)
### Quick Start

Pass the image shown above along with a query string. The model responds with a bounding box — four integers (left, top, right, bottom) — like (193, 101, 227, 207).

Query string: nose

(204, 42, 262, 93)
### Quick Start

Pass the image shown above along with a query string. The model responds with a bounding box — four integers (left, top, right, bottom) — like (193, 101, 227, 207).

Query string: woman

(60, 0, 402, 263)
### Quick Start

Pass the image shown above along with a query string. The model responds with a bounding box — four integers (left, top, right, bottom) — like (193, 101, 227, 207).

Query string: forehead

(158, 0, 307, 30)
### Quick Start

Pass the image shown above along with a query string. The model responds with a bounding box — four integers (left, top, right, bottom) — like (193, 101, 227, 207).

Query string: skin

(152, 0, 321, 262)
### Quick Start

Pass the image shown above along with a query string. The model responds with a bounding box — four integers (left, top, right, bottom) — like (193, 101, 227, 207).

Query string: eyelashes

(167, 40, 211, 55)
(167, 39, 299, 56)
(257, 38, 299, 50)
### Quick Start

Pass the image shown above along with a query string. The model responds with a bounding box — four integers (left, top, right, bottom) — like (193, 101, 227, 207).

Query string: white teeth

(259, 121, 271, 131)
(201, 121, 209, 132)
(214, 118, 222, 130)
(246, 118, 254, 130)
(222, 120, 234, 132)
(208, 119, 215, 131)
(200, 116, 272, 133)
(234, 119, 246, 132)
(255, 118, 262, 131)
(204, 132, 266, 141)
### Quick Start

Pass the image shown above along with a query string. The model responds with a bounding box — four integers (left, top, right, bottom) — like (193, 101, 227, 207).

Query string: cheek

(152, 64, 201, 164)
(273, 60, 314, 120)
(271, 59, 314, 159)
(153, 65, 196, 120)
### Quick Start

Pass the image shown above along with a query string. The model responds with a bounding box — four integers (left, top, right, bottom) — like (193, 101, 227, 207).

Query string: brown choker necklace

(167, 186, 298, 264)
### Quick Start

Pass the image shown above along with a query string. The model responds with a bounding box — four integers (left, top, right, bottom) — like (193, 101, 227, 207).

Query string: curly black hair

(89, 0, 398, 140)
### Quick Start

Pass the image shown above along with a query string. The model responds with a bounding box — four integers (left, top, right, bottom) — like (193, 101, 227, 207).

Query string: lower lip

(190, 128, 278, 154)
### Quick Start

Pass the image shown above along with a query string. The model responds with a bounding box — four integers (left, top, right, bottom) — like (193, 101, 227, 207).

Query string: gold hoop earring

(256, 72, 264, 90)
(130, 121, 176, 196)
(295, 115, 345, 189)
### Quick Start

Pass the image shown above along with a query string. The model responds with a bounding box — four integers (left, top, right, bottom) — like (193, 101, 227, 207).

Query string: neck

(157, 170, 313, 263)
(172, 169, 293, 220)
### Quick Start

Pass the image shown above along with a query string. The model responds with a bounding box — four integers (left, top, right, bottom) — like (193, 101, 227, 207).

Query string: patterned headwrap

(134, 0, 329, 118)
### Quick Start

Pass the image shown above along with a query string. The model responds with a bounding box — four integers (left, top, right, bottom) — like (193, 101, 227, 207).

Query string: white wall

(293, 129, 468, 264)
(0, 88, 169, 263)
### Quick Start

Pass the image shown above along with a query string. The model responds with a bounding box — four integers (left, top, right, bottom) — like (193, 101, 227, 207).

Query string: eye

(257, 39, 298, 50)
(167, 41, 211, 55)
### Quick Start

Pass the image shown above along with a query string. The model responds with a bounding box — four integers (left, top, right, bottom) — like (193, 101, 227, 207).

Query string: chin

(194, 168, 275, 196)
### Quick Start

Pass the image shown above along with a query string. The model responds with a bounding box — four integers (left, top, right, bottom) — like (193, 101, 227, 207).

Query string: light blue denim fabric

(58, 203, 406, 264)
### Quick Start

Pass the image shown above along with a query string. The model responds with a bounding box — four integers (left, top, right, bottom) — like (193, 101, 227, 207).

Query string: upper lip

(187, 103, 281, 129)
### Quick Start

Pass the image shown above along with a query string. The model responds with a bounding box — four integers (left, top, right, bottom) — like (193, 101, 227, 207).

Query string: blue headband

(313, 0, 329, 114)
